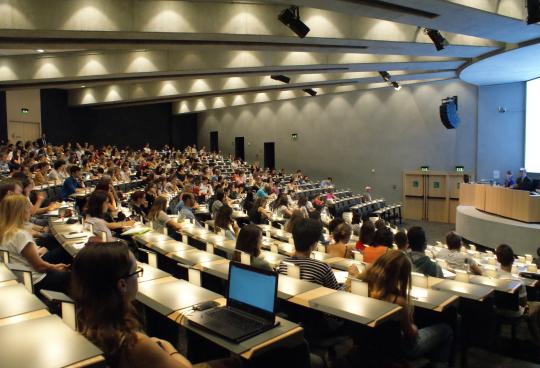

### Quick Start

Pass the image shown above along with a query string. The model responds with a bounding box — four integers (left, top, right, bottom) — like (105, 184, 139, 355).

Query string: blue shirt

(505, 176, 515, 188)
(180, 206, 202, 227)
(174, 200, 185, 214)
(256, 187, 268, 198)
(60, 176, 82, 200)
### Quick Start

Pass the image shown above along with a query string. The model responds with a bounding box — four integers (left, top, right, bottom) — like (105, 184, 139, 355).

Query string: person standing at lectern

(515, 168, 532, 191)
(504, 170, 515, 188)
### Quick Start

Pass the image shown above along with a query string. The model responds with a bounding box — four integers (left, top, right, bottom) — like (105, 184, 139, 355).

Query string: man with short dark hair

(394, 230, 409, 253)
(277, 218, 339, 289)
(60, 166, 84, 200)
(495, 244, 529, 319)
(179, 193, 202, 227)
(516, 168, 532, 191)
(407, 226, 443, 277)
(435, 232, 482, 275)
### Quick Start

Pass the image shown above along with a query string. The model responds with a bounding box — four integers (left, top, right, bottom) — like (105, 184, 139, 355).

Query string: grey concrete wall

(197, 79, 478, 203)
(476, 82, 525, 182)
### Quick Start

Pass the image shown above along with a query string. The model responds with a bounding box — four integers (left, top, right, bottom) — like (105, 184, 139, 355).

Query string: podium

(460, 183, 540, 223)
(403, 171, 467, 223)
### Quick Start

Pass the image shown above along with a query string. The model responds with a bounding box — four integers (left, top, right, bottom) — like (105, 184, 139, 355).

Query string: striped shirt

(278, 257, 339, 290)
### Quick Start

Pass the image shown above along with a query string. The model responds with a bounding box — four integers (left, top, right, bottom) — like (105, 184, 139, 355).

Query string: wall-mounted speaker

(440, 96, 459, 129)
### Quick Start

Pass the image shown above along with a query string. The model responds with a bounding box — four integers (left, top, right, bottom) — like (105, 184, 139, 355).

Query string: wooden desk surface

(0, 263, 17, 283)
(431, 279, 493, 301)
(469, 275, 522, 294)
(0, 315, 103, 368)
(136, 276, 222, 316)
(0, 284, 47, 320)
(309, 290, 402, 327)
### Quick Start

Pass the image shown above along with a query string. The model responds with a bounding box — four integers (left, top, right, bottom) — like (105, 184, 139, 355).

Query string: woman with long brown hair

(354, 250, 452, 367)
(71, 242, 192, 368)
(147, 196, 183, 233)
(214, 205, 239, 240)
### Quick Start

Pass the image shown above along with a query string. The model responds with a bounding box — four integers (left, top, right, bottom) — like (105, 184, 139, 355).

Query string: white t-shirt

(152, 211, 171, 233)
(435, 248, 477, 271)
(276, 205, 289, 218)
(3, 229, 46, 284)
(497, 269, 527, 317)
(86, 217, 114, 241)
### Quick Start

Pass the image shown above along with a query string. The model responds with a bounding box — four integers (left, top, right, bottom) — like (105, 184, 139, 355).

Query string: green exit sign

(21, 108, 29, 114)
(421, 166, 429, 172)
(455, 166, 464, 172)
(291, 133, 298, 141)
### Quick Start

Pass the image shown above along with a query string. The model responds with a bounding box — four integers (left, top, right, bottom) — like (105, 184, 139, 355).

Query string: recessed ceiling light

(36, 49, 45, 53)
(81, 85, 86, 88)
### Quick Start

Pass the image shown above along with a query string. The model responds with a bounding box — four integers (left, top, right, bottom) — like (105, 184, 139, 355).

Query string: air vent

(343, 0, 439, 19)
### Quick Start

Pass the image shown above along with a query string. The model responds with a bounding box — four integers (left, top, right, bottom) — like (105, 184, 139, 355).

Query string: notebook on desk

(188, 262, 279, 343)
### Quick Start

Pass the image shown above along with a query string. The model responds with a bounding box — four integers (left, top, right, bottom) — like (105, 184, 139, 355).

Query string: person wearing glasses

(71, 242, 192, 368)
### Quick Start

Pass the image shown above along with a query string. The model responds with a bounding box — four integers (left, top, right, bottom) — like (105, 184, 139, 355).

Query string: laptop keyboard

(206, 308, 265, 331)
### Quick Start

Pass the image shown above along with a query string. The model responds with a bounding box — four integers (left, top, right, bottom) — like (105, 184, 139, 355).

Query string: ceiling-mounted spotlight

(424, 28, 448, 51)
(303, 88, 317, 96)
(391, 81, 402, 91)
(278, 6, 310, 38)
(379, 71, 391, 82)
(527, 0, 540, 24)
(271, 75, 291, 83)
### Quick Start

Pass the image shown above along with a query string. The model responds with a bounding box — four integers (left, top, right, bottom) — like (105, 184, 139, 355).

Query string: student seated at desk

(407, 226, 443, 278)
(360, 251, 453, 367)
(71, 242, 192, 368)
(60, 165, 85, 200)
(178, 193, 202, 228)
(145, 182, 158, 208)
(14, 173, 59, 217)
(48, 159, 68, 182)
(130, 190, 149, 220)
(327, 223, 353, 259)
(95, 177, 119, 213)
(235, 225, 273, 271)
(0, 194, 70, 293)
(33, 162, 50, 186)
(147, 196, 183, 233)
(495, 244, 540, 346)
(355, 220, 375, 251)
(394, 230, 409, 253)
(85, 191, 135, 241)
(271, 194, 292, 219)
(284, 210, 305, 233)
(363, 226, 393, 264)
(434, 232, 482, 275)
(214, 205, 239, 240)
(277, 218, 340, 289)
(248, 197, 272, 225)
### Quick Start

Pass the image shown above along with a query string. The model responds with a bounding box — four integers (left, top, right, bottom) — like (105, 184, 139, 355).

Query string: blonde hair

(0, 194, 30, 243)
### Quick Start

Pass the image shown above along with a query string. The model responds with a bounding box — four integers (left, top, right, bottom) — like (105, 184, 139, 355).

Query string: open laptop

(188, 261, 279, 343)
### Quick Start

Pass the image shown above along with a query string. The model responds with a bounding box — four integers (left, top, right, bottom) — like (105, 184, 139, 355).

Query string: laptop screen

(228, 263, 277, 315)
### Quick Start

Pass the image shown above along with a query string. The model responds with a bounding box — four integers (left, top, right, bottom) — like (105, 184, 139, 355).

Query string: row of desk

(49, 220, 306, 361)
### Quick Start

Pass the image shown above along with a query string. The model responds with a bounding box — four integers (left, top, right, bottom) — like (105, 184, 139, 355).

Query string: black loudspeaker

(440, 96, 459, 129)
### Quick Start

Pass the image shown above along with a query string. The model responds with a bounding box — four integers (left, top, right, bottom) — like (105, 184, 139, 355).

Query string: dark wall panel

(0, 91, 7, 144)
(41, 89, 197, 149)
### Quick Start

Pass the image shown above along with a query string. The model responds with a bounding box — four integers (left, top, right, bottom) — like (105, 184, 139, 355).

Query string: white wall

(6, 89, 42, 142)
(198, 79, 478, 202)
(477, 82, 525, 181)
